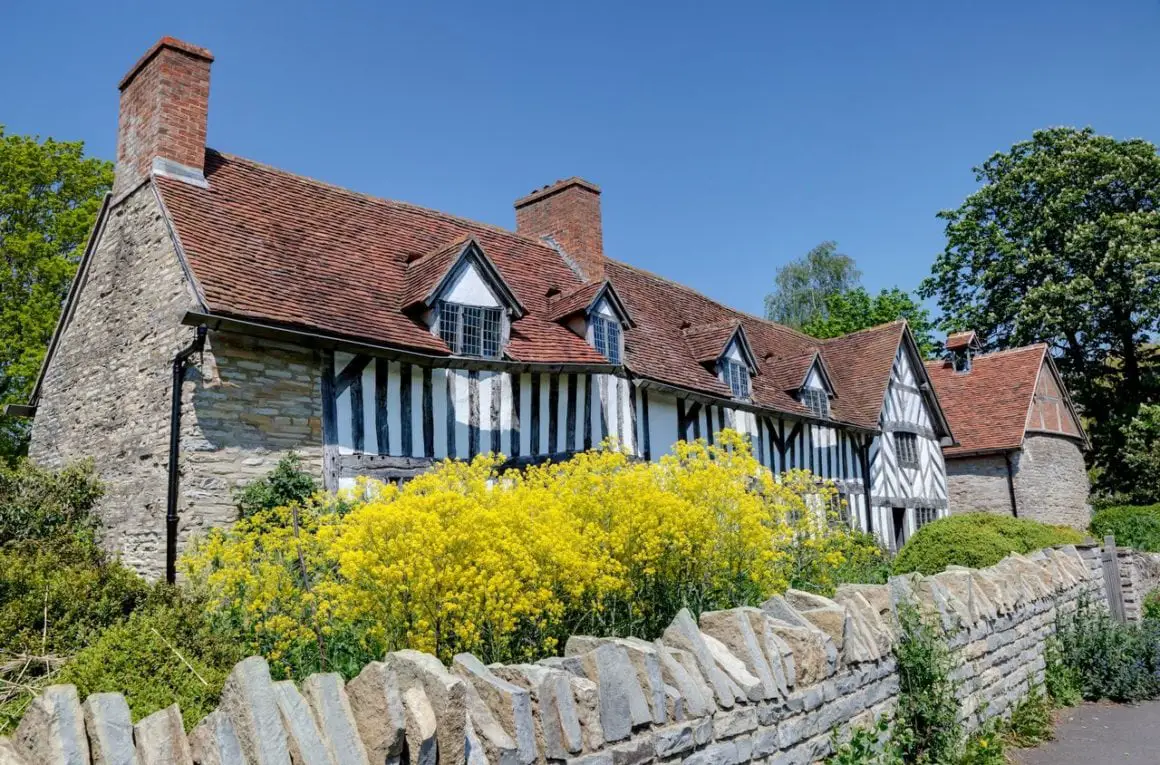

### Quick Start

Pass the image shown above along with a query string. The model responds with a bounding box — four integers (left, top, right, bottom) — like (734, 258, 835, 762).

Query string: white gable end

(443, 262, 501, 307)
(722, 340, 745, 364)
(591, 296, 617, 319)
(803, 363, 827, 391)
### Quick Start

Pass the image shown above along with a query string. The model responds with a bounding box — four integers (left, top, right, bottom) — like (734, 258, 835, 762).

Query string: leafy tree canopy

(920, 127, 1160, 494)
(801, 286, 938, 357)
(0, 128, 113, 461)
(764, 241, 861, 329)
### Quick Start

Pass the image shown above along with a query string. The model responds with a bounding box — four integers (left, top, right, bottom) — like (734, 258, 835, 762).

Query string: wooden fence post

(1103, 534, 1127, 622)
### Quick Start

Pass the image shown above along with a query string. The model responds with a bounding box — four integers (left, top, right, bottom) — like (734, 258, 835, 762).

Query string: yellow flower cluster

(182, 430, 884, 675)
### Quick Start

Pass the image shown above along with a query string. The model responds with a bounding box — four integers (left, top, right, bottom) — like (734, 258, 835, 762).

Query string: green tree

(0, 128, 113, 460)
(920, 127, 1160, 493)
(764, 241, 861, 329)
(801, 287, 937, 357)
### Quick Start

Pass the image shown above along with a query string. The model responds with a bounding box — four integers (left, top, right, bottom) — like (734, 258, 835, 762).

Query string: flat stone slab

(83, 693, 138, 765)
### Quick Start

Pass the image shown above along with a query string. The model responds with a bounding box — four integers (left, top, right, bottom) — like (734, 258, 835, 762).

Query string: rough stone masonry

(0, 545, 1105, 765)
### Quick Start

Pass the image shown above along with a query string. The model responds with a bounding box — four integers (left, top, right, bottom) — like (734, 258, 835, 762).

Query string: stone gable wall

(28, 184, 326, 579)
(28, 185, 201, 575)
(0, 546, 1104, 765)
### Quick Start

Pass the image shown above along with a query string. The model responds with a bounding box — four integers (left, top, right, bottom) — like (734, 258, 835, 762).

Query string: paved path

(1009, 700, 1160, 764)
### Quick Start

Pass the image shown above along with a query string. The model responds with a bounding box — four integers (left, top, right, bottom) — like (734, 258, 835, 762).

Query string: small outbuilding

(925, 332, 1091, 529)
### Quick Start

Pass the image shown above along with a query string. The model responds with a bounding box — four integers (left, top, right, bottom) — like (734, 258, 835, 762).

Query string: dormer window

(722, 358, 751, 399)
(592, 314, 622, 364)
(547, 281, 634, 365)
(437, 301, 503, 358)
(404, 237, 526, 361)
(802, 387, 830, 419)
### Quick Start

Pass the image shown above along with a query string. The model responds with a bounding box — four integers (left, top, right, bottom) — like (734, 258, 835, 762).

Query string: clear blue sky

(3, 1, 1158, 317)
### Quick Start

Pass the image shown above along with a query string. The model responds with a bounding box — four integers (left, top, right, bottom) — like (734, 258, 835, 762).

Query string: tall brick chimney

(114, 37, 214, 199)
(515, 178, 605, 281)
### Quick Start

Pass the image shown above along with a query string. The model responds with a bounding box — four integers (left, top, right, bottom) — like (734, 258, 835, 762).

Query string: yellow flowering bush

(182, 430, 886, 676)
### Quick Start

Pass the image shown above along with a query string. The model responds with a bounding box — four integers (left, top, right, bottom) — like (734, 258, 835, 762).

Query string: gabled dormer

(684, 320, 759, 400)
(797, 352, 836, 419)
(404, 236, 526, 359)
(761, 349, 835, 419)
(548, 280, 634, 364)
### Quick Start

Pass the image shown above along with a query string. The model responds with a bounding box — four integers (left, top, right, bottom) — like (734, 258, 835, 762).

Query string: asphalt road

(1008, 700, 1160, 765)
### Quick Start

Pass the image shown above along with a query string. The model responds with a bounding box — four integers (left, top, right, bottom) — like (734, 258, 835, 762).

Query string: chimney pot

(515, 177, 605, 281)
(114, 37, 214, 198)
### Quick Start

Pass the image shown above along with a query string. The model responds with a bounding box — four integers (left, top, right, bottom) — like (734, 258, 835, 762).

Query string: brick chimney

(113, 37, 214, 199)
(515, 178, 605, 281)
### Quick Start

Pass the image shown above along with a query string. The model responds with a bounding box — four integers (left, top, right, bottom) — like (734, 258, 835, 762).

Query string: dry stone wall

(1115, 547, 1160, 622)
(0, 546, 1103, 765)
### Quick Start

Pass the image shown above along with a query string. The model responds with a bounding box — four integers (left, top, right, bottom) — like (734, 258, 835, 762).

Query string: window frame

(590, 314, 623, 365)
(895, 431, 920, 469)
(801, 387, 830, 419)
(914, 507, 938, 530)
(437, 300, 504, 359)
(720, 358, 751, 400)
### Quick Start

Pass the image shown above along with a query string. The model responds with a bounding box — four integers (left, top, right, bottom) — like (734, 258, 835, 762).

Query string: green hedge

(892, 513, 1087, 576)
(1089, 505, 1160, 552)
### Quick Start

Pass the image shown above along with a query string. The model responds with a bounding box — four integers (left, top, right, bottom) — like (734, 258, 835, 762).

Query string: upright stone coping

(1, 546, 1111, 765)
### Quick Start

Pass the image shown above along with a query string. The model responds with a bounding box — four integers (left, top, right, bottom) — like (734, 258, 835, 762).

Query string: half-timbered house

(12, 38, 954, 578)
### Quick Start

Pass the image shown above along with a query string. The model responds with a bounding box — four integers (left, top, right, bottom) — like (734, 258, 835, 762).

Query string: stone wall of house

(28, 183, 327, 579)
(0, 546, 1102, 765)
(945, 454, 1014, 516)
(28, 185, 201, 576)
(179, 330, 324, 553)
(1011, 434, 1091, 530)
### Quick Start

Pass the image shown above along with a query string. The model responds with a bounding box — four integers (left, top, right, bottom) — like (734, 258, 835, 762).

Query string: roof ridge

(207, 149, 566, 254)
(683, 318, 741, 334)
(820, 319, 906, 344)
(607, 261, 819, 343)
(975, 343, 1048, 360)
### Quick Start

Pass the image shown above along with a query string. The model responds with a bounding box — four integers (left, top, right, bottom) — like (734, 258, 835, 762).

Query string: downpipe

(166, 325, 207, 584)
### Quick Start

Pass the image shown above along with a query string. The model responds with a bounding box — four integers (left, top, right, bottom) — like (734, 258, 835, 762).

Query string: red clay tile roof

(402, 235, 473, 308)
(683, 320, 742, 364)
(945, 330, 978, 351)
(157, 151, 604, 363)
(155, 149, 924, 429)
(925, 345, 1047, 456)
(820, 322, 908, 427)
(762, 351, 819, 393)
(547, 282, 604, 322)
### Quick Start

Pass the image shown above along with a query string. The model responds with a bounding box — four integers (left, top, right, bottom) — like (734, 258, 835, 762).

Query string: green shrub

(0, 460, 102, 545)
(892, 513, 1087, 575)
(1144, 588, 1160, 622)
(789, 528, 891, 594)
(1044, 637, 1082, 707)
(960, 717, 1005, 765)
(826, 717, 903, 765)
(234, 453, 318, 519)
(1055, 597, 1160, 702)
(55, 589, 245, 730)
(1003, 686, 1053, 747)
(1089, 505, 1160, 552)
(893, 603, 962, 764)
(0, 538, 151, 655)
